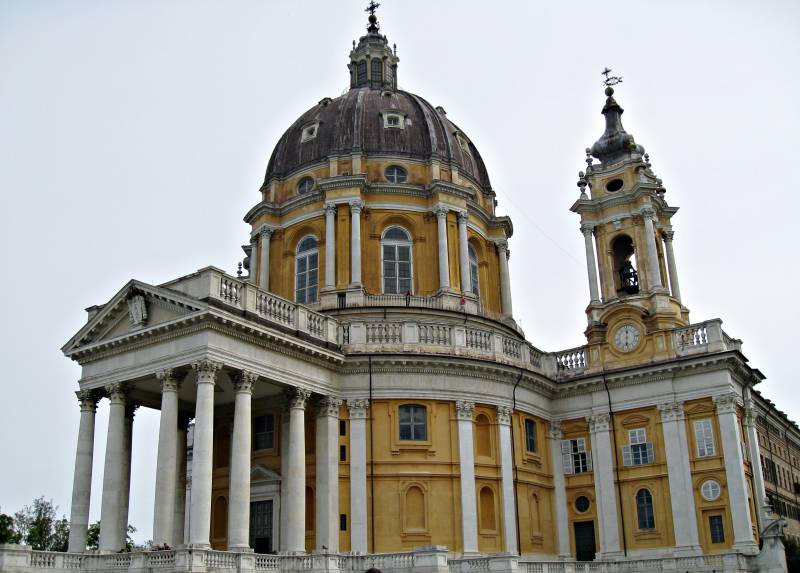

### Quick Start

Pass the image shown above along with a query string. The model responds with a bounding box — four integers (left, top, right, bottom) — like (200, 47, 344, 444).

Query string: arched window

(384, 165, 407, 184)
(371, 58, 383, 85)
(468, 244, 480, 296)
(612, 235, 639, 295)
(479, 487, 496, 531)
(382, 226, 412, 294)
(297, 177, 314, 194)
(474, 413, 491, 458)
(357, 61, 367, 85)
(295, 236, 318, 304)
(399, 404, 427, 441)
(636, 489, 655, 530)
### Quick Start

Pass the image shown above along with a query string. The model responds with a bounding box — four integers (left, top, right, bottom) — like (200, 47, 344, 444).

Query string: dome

(263, 87, 492, 191)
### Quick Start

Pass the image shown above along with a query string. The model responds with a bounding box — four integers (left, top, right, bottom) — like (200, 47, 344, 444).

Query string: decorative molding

(156, 368, 181, 393)
(286, 387, 311, 410)
(657, 401, 685, 423)
(349, 200, 365, 215)
(580, 223, 594, 236)
(347, 398, 370, 419)
(317, 396, 343, 418)
(714, 392, 741, 415)
(662, 228, 675, 242)
(233, 370, 258, 394)
(432, 204, 449, 218)
(588, 412, 611, 433)
(324, 203, 337, 216)
(77, 390, 99, 412)
(455, 400, 475, 421)
(496, 405, 512, 425)
(105, 383, 127, 404)
(258, 225, 274, 239)
(549, 419, 563, 440)
(192, 359, 222, 383)
(456, 211, 469, 224)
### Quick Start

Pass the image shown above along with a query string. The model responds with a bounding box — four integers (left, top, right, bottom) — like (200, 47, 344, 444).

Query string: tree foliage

(0, 512, 21, 544)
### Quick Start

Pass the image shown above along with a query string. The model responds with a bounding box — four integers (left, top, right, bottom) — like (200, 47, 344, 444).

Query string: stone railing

(164, 267, 339, 346)
(554, 346, 586, 374)
(673, 319, 741, 357)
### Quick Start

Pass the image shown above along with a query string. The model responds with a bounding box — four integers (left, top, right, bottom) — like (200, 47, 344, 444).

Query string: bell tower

(571, 74, 689, 369)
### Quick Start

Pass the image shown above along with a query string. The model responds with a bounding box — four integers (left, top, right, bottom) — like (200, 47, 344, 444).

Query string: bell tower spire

(348, 2, 399, 90)
(571, 71, 688, 369)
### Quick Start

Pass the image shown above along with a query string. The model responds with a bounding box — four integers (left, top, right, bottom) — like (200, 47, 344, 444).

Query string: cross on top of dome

(365, 1, 381, 33)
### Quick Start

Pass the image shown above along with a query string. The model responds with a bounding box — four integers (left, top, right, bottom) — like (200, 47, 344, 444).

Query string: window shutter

(586, 451, 593, 472)
(561, 441, 573, 475)
(646, 442, 654, 464)
(622, 445, 632, 467)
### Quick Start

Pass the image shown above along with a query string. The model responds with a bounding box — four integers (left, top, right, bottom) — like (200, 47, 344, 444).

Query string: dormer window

(301, 122, 319, 143)
(382, 111, 406, 129)
(387, 115, 400, 127)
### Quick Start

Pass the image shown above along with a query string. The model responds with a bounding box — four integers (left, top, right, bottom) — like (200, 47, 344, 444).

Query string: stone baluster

(99, 384, 127, 552)
(641, 209, 663, 290)
(588, 412, 622, 558)
(457, 211, 471, 294)
(228, 371, 258, 551)
(581, 223, 601, 303)
(496, 406, 518, 554)
(324, 204, 337, 289)
(349, 200, 364, 286)
(316, 396, 342, 552)
(434, 205, 451, 290)
(188, 360, 222, 548)
(259, 227, 273, 291)
(548, 421, 571, 558)
(662, 228, 682, 301)
(67, 391, 99, 553)
(455, 401, 478, 555)
(173, 414, 190, 548)
(347, 399, 369, 553)
(286, 388, 311, 553)
(496, 240, 513, 316)
(153, 369, 181, 546)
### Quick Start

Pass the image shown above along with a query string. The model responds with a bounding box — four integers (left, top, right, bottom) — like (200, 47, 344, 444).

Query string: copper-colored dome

(263, 87, 492, 191)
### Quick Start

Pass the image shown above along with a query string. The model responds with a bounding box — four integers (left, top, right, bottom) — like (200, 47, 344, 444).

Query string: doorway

(574, 521, 596, 561)
(250, 500, 273, 553)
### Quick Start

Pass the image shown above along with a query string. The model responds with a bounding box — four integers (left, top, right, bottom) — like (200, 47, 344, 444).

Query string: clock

(613, 324, 641, 352)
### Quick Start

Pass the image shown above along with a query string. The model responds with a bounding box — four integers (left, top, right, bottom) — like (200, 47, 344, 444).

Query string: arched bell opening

(612, 235, 639, 295)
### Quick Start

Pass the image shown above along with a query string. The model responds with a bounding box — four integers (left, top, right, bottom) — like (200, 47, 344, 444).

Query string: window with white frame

(399, 404, 427, 441)
(635, 489, 655, 530)
(297, 176, 314, 195)
(295, 236, 318, 304)
(300, 122, 319, 143)
(622, 428, 654, 466)
(384, 165, 407, 184)
(382, 226, 412, 294)
(383, 112, 404, 129)
(694, 419, 715, 457)
(562, 438, 592, 474)
(468, 244, 480, 297)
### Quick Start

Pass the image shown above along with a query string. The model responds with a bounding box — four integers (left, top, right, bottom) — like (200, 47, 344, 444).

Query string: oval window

(575, 496, 590, 513)
(297, 177, 314, 194)
(700, 480, 721, 501)
(385, 165, 408, 184)
(605, 178, 624, 192)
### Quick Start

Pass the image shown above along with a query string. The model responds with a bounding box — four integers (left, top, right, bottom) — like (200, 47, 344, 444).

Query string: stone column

(258, 227, 273, 291)
(588, 413, 622, 557)
(99, 384, 126, 552)
(229, 371, 257, 551)
(173, 415, 189, 548)
(581, 223, 601, 303)
(657, 401, 701, 555)
(279, 405, 290, 551)
(457, 211, 471, 294)
(455, 401, 478, 555)
(188, 360, 222, 548)
(715, 393, 757, 552)
(496, 406, 518, 555)
(641, 209, 663, 290)
(496, 240, 513, 316)
(347, 399, 369, 554)
(68, 391, 99, 553)
(286, 388, 311, 553)
(153, 370, 181, 546)
(316, 396, 342, 552)
(248, 237, 258, 284)
(434, 205, 451, 290)
(349, 200, 364, 286)
(119, 403, 136, 549)
(324, 204, 337, 289)
(662, 228, 682, 301)
(744, 401, 768, 531)
(548, 421, 571, 558)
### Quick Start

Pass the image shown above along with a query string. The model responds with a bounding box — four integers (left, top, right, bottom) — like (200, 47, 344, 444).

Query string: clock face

(614, 324, 641, 352)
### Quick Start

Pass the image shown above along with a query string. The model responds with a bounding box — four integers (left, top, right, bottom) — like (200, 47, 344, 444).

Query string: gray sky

(1, 0, 798, 544)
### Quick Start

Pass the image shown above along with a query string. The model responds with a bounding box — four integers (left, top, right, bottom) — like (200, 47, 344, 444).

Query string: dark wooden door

(574, 521, 596, 561)
(250, 500, 273, 553)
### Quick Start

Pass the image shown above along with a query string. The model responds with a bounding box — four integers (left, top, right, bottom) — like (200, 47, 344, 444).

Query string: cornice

(570, 185, 676, 218)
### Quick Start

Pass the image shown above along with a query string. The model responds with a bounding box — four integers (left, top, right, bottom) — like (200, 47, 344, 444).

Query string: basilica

(1, 7, 791, 573)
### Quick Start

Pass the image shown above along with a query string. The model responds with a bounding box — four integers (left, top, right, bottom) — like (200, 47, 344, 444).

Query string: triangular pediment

(62, 280, 207, 356)
(251, 464, 281, 482)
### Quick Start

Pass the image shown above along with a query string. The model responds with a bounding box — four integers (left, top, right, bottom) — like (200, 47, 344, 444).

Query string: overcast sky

(1, 0, 798, 544)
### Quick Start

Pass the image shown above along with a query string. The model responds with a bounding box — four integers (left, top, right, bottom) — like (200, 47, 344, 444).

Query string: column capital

(641, 207, 656, 221)
(233, 370, 258, 394)
(433, 204, 449, 219)
(77, 390, 99, 412)
(324, 202, 338, 216)
(286, 387, 312, 410)
(657, 401, 686, 422)
(662, 227, 675, 242)
(349, 199, 365, 214)
(455, 400, 475, 421)
(192, 360, 222, 383)
(156, 369, 181, 393)
(580, 222, 595, 236)
(347, 398, 370, 419)
(104, 383, 128, 404)
(549, 419, 563, 440)
(714, 392, 741, 415)
(588, 412, 612, 433)
(456, 210, 469, 224)
(494, 239, 509, 254)
(258, 225, 274, 239)
(743, 404, 757, 428)
(496, 405, 512, 426)
(317, 396, 343, 418)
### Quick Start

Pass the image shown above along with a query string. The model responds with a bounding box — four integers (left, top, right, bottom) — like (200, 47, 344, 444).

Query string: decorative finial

(577, 171, 588, 199)
(585, 147, 593, 171)
(365, 1, 381, 33)
(237, 262, 243, 277)
(601, 67, 623, 96)
(644, 153, 651, 168)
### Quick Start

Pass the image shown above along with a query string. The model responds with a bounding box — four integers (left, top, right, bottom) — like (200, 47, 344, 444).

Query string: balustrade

(465, 328, 492, 352)
(255, 292, 295, 327)
(419, 324, 452, 346)
(555, 347, 586, 371)
(502, 336, 522, 359)
(366, 322, 403, 344)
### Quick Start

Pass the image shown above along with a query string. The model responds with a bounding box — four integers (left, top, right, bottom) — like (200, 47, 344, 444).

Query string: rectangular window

(525, 419, 537, 453)
(622, 428, 654, 466)
(694, 419, 715, 457)
(253, 414, 275, 451)
(562, 438, 591, 474)
(383, 244, 412, 294)
(340, 514, 347, 531)
(339, 444, 347, 462)
(399, 404, 427, 441)
(339, 420, 347, 436)
(709, 515, 725, 543)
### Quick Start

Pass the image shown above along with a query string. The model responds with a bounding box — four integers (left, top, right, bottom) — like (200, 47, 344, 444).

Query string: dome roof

(263, 87, 492, 190)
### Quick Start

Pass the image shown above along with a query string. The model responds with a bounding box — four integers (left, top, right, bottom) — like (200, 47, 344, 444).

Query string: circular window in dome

(605, 178, 624, 192)
(385, 165, 408, 184)
(575, 496, 590, 513)
(700, 480, 721, 501)
(297, 177, 314, 194)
